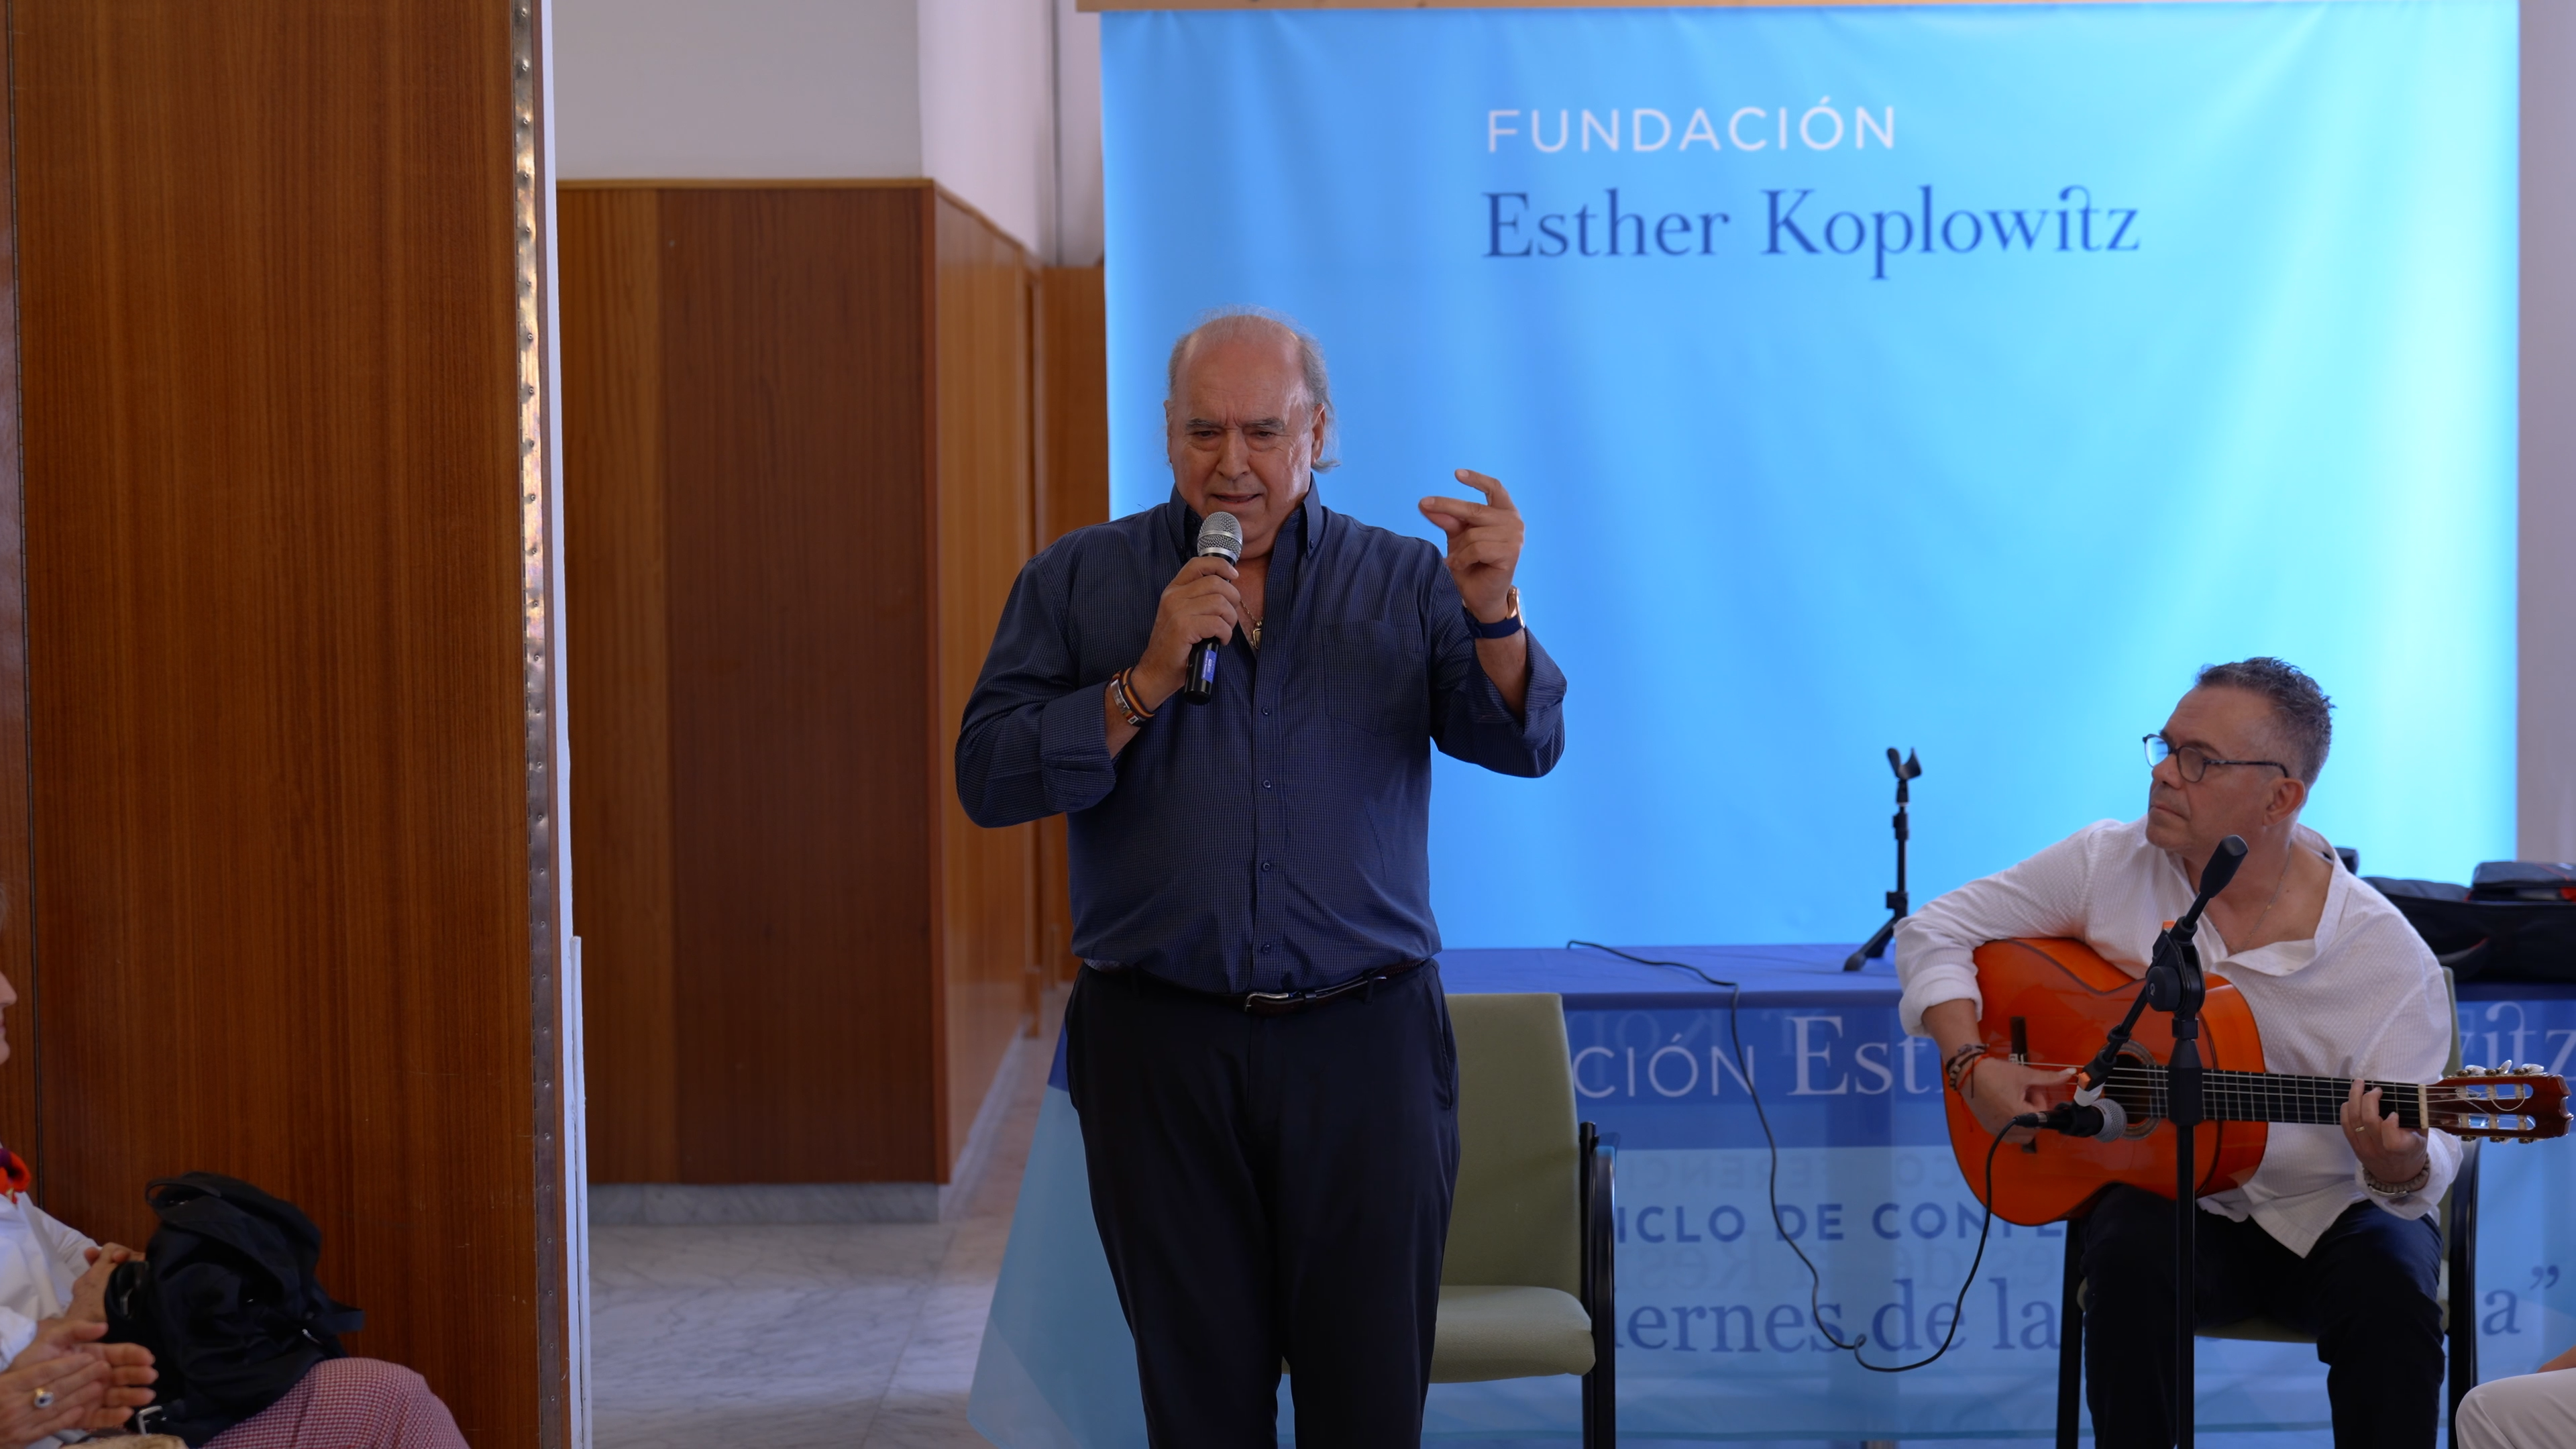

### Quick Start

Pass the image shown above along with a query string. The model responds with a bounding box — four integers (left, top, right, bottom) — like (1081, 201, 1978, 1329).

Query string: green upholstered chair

(1436, 992, 1618, 1447)
(2051, 968, 2481, 1447)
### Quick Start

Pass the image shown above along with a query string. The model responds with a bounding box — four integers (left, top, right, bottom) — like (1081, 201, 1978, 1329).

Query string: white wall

(2523, 0, 2576, 860)
(553, 0, 924, 180)
(918, 0, 1058, 253)
(1053, 0, 1104, 265)
(551, 0, 1102, 260)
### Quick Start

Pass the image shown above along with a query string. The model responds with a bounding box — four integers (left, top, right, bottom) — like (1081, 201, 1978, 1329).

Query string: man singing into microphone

(1897, 659, 2455, 1448)
(956, 309, 1565, 1447)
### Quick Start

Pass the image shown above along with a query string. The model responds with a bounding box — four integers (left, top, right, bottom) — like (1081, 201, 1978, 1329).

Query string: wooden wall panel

(1032, 266, 1110, 991)
(0, 15, 36, 1163)
(562, 182, 1042, 1187)
(10, 1, 543, 1440)
(659, 186, 943, 1183)
(934, 197, 1038, 1163)
(1038, 266, 1112, 550)
(561, 189, 678, 1185)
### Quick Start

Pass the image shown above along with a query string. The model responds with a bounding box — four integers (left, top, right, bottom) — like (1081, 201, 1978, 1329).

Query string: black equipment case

(2367, 861, 2576, 983)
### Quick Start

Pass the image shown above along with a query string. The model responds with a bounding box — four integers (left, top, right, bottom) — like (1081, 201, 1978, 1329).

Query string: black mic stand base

(1843, 914, 1898, 972)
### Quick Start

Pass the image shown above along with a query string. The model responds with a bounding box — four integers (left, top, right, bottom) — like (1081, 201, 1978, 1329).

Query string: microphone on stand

(1179, 511, 1243, 706)
(2163, 834, 2249, 946)
(1842, 747, 1923, 971)
(2017, 1097, 2131, 1142)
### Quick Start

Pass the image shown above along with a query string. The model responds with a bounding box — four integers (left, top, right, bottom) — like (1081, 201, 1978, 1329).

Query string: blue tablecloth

(969, 948, 2576, 1445)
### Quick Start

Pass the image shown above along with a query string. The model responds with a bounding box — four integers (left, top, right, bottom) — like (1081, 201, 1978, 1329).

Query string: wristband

(1943, 1042, 1990, 1096)
(1462, 586, 1524, 640)
(1109, 671, 1153, 729)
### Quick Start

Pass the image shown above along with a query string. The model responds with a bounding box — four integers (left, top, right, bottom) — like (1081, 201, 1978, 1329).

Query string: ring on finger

(30, 1386, 52, 1409)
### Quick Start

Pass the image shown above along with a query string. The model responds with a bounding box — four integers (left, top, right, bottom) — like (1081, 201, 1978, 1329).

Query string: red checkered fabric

(201, 1358, 466, 1449)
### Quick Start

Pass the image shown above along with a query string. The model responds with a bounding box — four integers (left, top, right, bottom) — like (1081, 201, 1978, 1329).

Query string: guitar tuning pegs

(2464, 1065, 2487, 1075)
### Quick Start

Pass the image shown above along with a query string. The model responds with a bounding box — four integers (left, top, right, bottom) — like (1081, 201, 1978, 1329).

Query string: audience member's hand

(78, 1338, 158, 1430)
(0, 1318, 120, 1440)
(67, 1242, 140, 1325)
(9, 1318, 158, 1434)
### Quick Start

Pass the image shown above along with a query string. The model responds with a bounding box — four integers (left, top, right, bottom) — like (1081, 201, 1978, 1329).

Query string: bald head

(1165, 311, 1334, 435)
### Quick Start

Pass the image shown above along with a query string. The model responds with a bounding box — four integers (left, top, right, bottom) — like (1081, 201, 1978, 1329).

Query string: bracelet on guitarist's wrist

(2363, 1162, 2431, 1197)
(1943, 1042, 1989, 1096)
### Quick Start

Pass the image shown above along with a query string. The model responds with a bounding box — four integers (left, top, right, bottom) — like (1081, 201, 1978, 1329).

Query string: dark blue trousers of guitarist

(1897, 661, 2453, 1449)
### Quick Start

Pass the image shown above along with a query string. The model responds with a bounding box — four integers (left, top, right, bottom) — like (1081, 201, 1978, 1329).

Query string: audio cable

(1567, 941, 2007, 1373)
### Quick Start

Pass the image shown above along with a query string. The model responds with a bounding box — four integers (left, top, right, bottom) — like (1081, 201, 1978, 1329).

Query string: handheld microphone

(1179, 512, 1243, 706)
(2017, 1098, 2131, 1142)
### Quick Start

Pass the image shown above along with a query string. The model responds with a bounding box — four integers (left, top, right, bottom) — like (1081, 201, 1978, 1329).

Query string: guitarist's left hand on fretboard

(2341, 1078, 2429, 1189)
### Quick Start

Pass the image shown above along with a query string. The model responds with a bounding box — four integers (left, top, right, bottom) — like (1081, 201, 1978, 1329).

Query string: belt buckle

(1244, 989, 1303, 1017)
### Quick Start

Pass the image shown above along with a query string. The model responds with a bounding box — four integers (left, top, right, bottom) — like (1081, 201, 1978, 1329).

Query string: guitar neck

(2110, 1065, 2424, 1130)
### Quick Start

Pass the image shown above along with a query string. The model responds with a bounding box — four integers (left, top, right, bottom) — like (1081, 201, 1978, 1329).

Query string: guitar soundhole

(2108, 1042, 2159, 1138)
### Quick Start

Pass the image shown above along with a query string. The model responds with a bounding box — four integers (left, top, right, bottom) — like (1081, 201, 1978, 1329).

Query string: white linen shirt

(0, 1188, 95, 1366)
(1894, 816, 2459, 1258)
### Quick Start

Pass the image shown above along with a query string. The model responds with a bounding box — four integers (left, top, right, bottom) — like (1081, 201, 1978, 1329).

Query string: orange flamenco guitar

(1945, 938, 2571, 1226)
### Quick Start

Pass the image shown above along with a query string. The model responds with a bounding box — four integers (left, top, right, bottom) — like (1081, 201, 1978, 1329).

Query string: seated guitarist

(1896, 658, 2457, 1449)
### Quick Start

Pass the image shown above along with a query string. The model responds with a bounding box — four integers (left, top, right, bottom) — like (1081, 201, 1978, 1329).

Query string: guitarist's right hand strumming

(1923, 998, 2075, 1142)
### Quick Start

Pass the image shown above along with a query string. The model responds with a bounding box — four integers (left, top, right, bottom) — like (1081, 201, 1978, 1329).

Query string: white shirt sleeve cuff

(1898, 956, 1983, 1037)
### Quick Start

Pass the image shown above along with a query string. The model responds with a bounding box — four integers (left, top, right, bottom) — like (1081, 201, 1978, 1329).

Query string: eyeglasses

(2144, 734, 2290, 784)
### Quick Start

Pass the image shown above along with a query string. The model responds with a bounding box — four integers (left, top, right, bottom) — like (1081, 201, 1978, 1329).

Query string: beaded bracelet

(2363, 1163, 2431, 1197)
(1943, 1042, 1990, 1096)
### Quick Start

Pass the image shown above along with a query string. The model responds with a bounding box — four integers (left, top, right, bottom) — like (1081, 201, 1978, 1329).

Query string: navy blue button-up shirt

(955, 485, 1567, 994)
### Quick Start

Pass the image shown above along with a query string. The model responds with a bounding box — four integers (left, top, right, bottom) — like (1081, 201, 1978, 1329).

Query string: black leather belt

(1241, 958, 1426, 1017)
(1107, 959, 1428, 1017)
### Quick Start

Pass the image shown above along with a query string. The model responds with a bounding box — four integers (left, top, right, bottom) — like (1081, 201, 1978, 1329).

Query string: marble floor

(588, 1016, 1051, 1449)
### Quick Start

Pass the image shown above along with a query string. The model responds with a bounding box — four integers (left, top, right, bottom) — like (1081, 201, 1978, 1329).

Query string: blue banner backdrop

(1558, 990, 2576, 1439)
(1099, 0, 2519, 949)
(969, 981, 2576, 1444)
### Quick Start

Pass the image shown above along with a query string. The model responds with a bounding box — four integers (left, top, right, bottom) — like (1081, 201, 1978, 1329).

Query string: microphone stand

(2151, 913, 2209, 1449)
(1843, 748, 1923, 971)
(2064, 834, 2245, 1449)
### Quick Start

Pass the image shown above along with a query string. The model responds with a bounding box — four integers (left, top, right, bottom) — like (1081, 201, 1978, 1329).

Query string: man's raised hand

(1417, 470, 1523, 624)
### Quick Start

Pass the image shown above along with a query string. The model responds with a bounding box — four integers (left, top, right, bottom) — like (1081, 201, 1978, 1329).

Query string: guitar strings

(1568, 941, 2006, 1373)
(2090, 1065, 2534, 1128)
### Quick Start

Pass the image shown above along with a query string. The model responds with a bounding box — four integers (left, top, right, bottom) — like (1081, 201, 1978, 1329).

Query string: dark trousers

(1065, 963, 1460, 1449)
(2082, 1185, 2443, 1449)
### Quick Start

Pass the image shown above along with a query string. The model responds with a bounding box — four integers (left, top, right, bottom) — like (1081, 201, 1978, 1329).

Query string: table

(968, 948, 2576, 1445)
